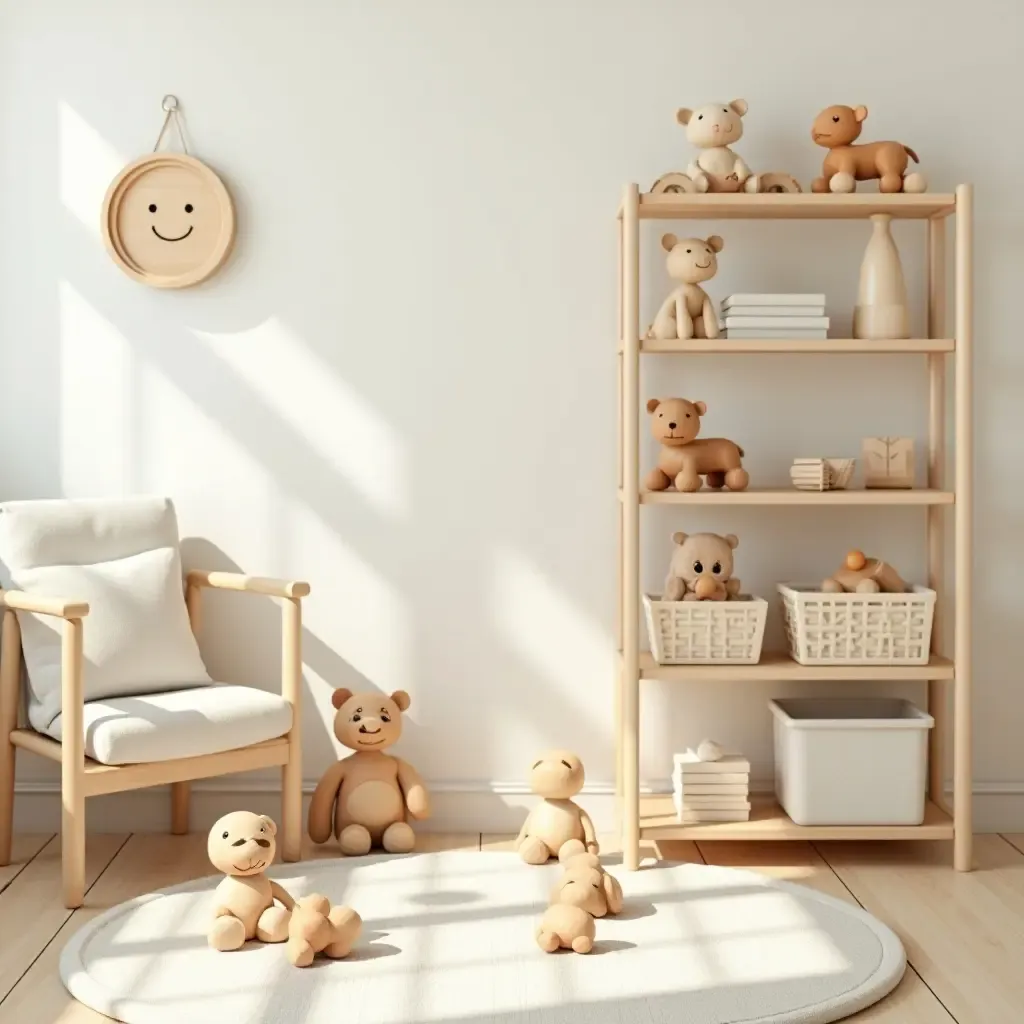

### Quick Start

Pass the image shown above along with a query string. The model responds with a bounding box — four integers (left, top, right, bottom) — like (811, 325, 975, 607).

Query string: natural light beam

(59, 101, 125, 236)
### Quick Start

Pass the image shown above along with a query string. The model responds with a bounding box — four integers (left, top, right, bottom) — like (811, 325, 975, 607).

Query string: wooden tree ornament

(101, 96, 236, 289)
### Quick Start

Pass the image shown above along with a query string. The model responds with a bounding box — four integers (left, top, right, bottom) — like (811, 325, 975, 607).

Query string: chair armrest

(186, 570, 310, 600)
(0, 590, 90, 619)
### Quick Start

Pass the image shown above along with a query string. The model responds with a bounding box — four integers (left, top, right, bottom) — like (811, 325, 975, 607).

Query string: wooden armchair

(0, 498, 308, 908)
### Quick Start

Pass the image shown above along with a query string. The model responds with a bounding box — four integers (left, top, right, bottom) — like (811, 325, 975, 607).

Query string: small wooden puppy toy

(663, 531, 741, 601)
(558, 848, 624, 916)
(207, 811, 295, 951)
(646, 397, 748, 492)
(286, 894, 362, 968)
(516, 751, 597, 864)
(821, 549, 907, 594)
(811, 105, 926, 194)
(647, 233, 723, 341)
(308, 688, 431, 855)
(536, 864, 609, 954)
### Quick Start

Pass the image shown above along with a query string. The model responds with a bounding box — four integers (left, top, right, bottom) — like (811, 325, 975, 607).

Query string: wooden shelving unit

(615, 185, 972, 871)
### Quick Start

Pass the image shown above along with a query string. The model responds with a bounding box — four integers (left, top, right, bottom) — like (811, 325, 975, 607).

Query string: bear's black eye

(832, 115, 840, 123)
(184, 203, 193, 213)
(259, 826, 265, 833)
(723, 108, 728, 113)
(693, 560, 704, 574)
(658, 412, 663, 417)
(685, 413, 690, 418)
(697, 114, 703, 120)
(593, 882, 600, 888)
(713, 561, 722, 574)
(148, 203, 157, 213)
(222, 831, 229, 839)
(352, 713, 361, 722)
(381, 711, 391, 723)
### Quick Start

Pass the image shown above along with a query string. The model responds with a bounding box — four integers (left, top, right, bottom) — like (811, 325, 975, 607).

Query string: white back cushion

(0, 498, 211, 733)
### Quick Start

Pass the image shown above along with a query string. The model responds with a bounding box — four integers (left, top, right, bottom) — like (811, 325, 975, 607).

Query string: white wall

(2, 0, 1022, 832)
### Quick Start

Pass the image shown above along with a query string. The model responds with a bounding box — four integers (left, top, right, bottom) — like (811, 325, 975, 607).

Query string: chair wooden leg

(62, 617, 86, 909)
(170, 781, 190, 835)
(0, 610, 21, 866)
(281, 597, 302, 862)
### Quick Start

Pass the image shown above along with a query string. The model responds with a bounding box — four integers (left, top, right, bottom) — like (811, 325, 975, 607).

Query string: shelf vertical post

(953, 185, 973, 871)
(615, 208, 625, 833)
(621, 184, 641, 870)
(926, 215, 949, 815)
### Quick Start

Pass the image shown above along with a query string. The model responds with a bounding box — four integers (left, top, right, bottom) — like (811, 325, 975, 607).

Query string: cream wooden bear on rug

(308, 688, 431, 855)
(207, 811, 295, 952)
(516, 751, 598, 864)
(678, 100, 759, 194)
(663, 531, 742, 602)
(536, 863, 609, 954)
(287, 894, 363, 968)
(647, 234, 723, 341)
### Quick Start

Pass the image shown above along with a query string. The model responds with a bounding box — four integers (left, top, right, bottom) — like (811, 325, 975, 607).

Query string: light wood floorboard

(821, 835, 1024, 1024)
(3, 831, 1023, 1022)
(696, 841, 954, 1022)
(0, 833, 53, 894)
(1001, 833, 1024, 856)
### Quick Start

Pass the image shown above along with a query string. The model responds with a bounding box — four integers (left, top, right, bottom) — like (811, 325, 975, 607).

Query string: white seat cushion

(44, 684, 292, 765)
(0, 498, 212, 733)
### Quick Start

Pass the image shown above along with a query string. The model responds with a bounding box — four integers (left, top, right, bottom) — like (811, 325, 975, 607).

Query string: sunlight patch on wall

(490, 547, 611, 736)
(58, 281, 134, 495)
(289, 502, 412, 707)
(193, 318, 406, 518)
(59, 101, 125, 237)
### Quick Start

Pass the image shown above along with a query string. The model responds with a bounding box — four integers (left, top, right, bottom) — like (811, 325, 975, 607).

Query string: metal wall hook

(162, 94, 179, 112)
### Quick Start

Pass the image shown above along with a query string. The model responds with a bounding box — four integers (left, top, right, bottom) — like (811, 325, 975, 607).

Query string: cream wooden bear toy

(647, 233, 722, 341)
(536, 863, 609, 954)
(678, 99, 759, 194)
(645, 397, 748, 492)
(207, 811, 295, 952)
(308, 688, 431, 855)
(287, 894, 363, 968)
(663, 531, 741, 601)
(515, 751, 598, 865)
(558, 849, 624, 916)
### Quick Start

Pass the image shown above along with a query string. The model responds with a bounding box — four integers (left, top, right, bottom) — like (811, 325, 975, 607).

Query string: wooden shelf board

(635, 487, 955, 506)
(639, 337, 955, 354)
(639, 650, 954, 682)
(640, 794, 954, 840)
(637, 192, 956, 221)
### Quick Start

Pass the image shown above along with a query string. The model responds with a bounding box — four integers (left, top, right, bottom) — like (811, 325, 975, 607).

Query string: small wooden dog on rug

(536, 848, 625, 954)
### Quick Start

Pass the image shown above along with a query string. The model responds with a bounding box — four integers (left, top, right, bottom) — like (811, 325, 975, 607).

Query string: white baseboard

(12, 778, 1024, 834)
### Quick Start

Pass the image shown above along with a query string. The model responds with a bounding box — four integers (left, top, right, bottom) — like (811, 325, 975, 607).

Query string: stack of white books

(721, 294, 829, 339)
(672, 750, 751, 823)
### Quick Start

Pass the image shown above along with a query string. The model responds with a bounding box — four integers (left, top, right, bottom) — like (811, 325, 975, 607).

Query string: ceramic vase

(852, 214, 909, 340)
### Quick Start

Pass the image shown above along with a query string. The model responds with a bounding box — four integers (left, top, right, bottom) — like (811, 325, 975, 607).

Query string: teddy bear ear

(646, 397, 661, 414)
(729, 98, 748, 117)
(854, 105, 868, 123)
(259, 815, 278, 836)
(660, 233, 678, 253)
(724, 533, 739, 549)
(672, 531, 688, 545)
(676, 107, 693, 126)
(390, 689, 411, 712)
(706, 235, 724, 253)
(603, 873, 624, 914)
(694, 400, 707, 416)
(331, 687, 353, 710)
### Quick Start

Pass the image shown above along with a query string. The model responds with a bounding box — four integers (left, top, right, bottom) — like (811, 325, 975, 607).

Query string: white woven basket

(778, 583, 936, 665)
(643, 594, 768, 665)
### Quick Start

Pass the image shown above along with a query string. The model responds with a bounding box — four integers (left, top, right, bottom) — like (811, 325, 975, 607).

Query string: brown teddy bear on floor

(286, 894, 363, 967)
(663, 531, 741, 602)
(308, 688, 431, 855)
(515, 751, 598, 865)
(207, 811, 295, 951)
(645, 397, 748, 492)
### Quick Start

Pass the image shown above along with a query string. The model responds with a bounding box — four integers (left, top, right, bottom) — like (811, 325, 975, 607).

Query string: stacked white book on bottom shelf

(672, 751, 751, 822)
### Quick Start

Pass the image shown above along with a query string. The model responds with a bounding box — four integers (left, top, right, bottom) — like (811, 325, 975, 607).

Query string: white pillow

(12, 546, 212, 733)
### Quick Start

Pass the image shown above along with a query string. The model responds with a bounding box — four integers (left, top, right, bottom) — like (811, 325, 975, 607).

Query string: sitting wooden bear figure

(663, 531, 741, 602)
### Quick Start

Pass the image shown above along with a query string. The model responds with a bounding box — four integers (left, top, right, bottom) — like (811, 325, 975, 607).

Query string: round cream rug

(61, 851, 905, 1024)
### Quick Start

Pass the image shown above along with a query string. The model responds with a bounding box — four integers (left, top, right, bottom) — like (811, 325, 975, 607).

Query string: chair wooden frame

(0, 569, 309, 908)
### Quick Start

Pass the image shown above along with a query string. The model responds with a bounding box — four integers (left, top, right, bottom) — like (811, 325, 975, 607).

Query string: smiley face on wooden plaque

(101, 153, 235, 288)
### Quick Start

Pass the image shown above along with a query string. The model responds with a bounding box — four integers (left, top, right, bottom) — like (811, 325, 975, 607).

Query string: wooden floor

(2, 832, 1024, 1022)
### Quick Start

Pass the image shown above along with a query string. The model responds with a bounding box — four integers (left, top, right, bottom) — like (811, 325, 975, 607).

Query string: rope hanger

(152, 94, 189, 155)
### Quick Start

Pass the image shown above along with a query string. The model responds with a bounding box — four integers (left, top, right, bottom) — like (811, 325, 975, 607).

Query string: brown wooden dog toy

(810, 105, 926, 194)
